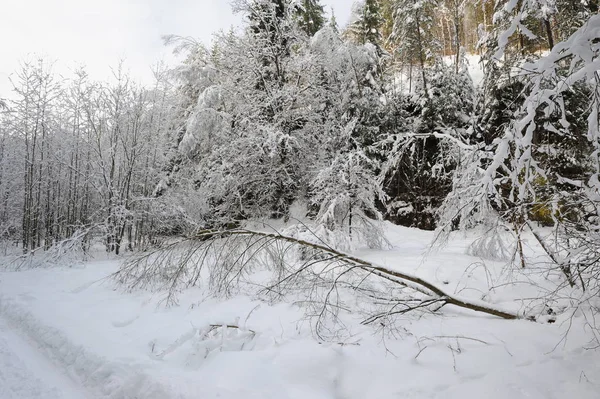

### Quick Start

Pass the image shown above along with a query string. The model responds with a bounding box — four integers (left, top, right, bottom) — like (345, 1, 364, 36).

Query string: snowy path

(0, 317, 90, 399)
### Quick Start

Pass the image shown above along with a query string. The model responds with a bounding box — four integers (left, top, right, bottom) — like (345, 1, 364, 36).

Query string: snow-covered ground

(0, 224, 598, 398)
(465, 53, 484, 87)
(390, 53, 485, 94)
(0, 317, 89, 399)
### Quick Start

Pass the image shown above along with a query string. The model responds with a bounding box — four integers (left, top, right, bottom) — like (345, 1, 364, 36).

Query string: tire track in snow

(0, 296, 174, 399)
(0, 317, 90, 399)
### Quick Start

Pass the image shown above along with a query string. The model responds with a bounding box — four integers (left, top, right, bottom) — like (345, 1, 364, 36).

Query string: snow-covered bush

(437, 14, 600, 337)
(310, 149, 386, 250)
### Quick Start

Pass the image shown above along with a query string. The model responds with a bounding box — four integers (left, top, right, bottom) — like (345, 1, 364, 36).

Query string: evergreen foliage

(295, 0, 326, 36)
(346, 0, 384, 45)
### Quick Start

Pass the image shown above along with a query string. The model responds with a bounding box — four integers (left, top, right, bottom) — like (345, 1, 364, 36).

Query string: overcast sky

(0, 0, 354, 96)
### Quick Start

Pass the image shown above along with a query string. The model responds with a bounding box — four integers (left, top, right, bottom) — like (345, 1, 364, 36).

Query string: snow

(391, 54, 485, 94)
(0, 224, 599, 398)
(0, 317, 88, 399)
(464, 54, 484, 87)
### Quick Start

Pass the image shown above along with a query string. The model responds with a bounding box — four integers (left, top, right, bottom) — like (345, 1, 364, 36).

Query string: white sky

(0, 0, 353, 96)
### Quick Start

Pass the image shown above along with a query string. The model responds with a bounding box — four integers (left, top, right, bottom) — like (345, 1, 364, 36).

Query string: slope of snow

(0, 224, 598, 398)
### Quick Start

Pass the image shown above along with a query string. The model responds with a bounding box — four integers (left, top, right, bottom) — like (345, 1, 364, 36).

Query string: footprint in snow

(111, 315, 140, 328)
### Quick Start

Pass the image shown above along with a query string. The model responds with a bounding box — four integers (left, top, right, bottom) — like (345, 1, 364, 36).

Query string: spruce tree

(391, 0, 440, 92)
(329, 7, 338, 32)
(346, 0, 383, 46)
(295, 0, 326, 36)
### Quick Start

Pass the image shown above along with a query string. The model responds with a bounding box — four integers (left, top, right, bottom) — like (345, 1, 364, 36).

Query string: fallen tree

(113, 228, 523, 337)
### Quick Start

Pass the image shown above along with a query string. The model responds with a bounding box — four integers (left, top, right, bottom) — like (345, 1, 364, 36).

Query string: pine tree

(391, 0, 441, 93)
(379, 0, 395, 49)
(329, 7, 338, 32)
(295, 0, 326, 36)
(346, 0, 383, 46)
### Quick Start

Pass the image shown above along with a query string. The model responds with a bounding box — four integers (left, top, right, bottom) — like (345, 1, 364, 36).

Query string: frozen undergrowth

(0, 224, 598, 398)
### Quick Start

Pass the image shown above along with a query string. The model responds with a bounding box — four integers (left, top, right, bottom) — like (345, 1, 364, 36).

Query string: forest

(1, 1, 600, 397)
(1, 0, 600, 339)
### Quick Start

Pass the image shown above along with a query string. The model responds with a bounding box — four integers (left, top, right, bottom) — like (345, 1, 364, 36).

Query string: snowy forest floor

(0, 223, 598, 399)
